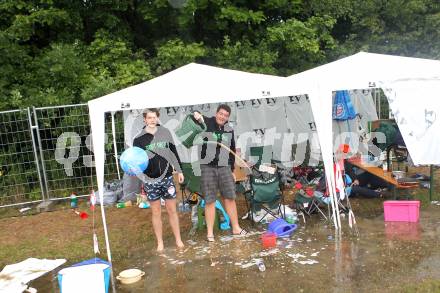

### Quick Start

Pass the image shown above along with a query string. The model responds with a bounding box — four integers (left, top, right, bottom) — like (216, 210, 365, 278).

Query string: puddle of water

(30, 207, 440, 292)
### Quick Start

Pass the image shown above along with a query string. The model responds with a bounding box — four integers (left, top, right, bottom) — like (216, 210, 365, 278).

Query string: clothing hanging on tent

(285, 95, 315, 136)
(333, 90, 357, 120)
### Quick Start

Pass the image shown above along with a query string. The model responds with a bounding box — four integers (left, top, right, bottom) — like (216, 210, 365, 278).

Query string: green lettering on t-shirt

(145, 141, 168, 151)
(212, 132, 229, 143)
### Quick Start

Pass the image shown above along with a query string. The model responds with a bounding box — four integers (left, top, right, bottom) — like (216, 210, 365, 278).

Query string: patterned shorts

(200, 165, 236, 204)
(143, 175, 177, 202)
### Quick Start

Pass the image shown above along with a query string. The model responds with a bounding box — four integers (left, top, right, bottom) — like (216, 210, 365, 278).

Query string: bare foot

(157, 242, 164, 252)
(176, 240, 184, 249)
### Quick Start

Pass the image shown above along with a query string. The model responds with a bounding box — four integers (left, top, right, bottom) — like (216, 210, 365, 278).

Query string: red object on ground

(79, 212, 88, 219)
(261, 232, 277, 249)
(294, 182, 303, 189)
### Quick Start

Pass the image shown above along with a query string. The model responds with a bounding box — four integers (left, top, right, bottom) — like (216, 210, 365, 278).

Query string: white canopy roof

(276, 52, 440, 93)
(89, 63, 287, 112)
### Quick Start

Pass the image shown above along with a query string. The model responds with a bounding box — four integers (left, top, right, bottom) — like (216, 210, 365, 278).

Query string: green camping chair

(244, 166, 284, 224)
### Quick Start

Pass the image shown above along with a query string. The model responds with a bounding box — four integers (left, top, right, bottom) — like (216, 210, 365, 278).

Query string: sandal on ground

(206, 236, 215, 242)
(232, 229, 248, 237)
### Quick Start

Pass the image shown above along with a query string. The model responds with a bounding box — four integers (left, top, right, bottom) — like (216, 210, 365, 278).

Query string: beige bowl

(116, 269, 145, 284)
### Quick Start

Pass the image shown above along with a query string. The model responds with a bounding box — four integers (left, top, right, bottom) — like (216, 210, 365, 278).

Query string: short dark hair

(142, 108, 160, 118)
(216, 104, 231, 115)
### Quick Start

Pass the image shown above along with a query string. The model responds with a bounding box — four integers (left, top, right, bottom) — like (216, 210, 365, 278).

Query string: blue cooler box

(57, 258, 111, 293)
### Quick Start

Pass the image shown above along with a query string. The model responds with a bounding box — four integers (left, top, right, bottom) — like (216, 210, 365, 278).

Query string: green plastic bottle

(70, 193, 78, 209)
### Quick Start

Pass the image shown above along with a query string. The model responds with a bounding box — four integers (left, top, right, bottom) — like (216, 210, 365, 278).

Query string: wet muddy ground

(115, 210, 440, 293)
(26, 201, 440, 293)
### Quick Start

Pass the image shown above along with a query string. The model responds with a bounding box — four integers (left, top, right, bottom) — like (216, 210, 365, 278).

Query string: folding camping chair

(292, 166, 322, 185)
(243, 165, 285, 224)
(293, 188, 329, 222)
(386, 144, 409, 172)
(293, 172, 352, 223)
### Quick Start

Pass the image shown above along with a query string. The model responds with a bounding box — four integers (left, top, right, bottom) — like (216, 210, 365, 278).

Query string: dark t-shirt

(199, 116, 236, 171)
(133, 126, 182, 179)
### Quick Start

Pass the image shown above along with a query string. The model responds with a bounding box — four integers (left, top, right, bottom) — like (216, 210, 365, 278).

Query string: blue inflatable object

(333, 90, 357, 120)
(268, 218, 297, 238)
(120, 147, 149, 176)
(200, 199, 231, 230)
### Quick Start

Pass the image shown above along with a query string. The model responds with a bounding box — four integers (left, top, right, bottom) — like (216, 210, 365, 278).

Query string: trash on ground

(0, 258, 66, 293)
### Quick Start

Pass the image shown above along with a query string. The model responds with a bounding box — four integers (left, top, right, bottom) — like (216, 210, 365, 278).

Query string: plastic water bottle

(70, 193, 78, 209)
(256, 259, 266, 272)
(116, 201, 132, 208)
(191, 205, 198, 225)
(286, 214, 297, 224)
(188, 205, 198, 236)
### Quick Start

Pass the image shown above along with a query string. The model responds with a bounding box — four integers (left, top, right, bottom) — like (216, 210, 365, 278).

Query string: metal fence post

(27, 107, 46, 201)
(32, 106, 50, 199)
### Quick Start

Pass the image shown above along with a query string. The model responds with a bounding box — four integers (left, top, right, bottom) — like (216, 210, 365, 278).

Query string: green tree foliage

(0, 0, 439, 110)
(1, 0, 440, 202)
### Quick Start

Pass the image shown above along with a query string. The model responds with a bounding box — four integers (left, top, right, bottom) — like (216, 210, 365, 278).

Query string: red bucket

(261, 232, 277, 249)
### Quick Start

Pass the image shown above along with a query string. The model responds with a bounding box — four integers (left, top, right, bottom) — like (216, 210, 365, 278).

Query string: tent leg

(429, 165, 434, 202)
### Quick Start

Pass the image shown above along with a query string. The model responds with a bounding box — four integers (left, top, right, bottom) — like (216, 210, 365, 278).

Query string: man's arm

(133, 137, 141, 149)
(169, 141, 183, 173)
(165, 128, 182, 173)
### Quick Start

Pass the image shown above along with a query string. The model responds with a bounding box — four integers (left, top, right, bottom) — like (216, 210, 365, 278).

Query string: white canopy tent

(88, 52, 440, 264)
(88, 63, 292, 263)
(271, 52, 440, 228)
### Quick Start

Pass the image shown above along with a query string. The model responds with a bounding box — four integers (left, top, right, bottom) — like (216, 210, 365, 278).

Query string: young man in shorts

(194, 104, 245, 242)
(133, 108, 185, 251)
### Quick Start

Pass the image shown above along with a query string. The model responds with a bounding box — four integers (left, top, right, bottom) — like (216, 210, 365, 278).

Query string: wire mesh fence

(33, 105, 125, 200)
(0, 105, 125, 208)
(0, 109, 43, 206)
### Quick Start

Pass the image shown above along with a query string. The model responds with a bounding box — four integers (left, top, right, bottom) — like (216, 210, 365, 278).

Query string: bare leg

(205, 201, 216, 240)
(165, 199, 184, 248)
(224, 198, 242, 234)
(150, 200, 164, 251)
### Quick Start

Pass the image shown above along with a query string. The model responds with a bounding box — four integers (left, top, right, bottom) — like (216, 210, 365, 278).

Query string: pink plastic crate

(383, 200, 420, 222)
